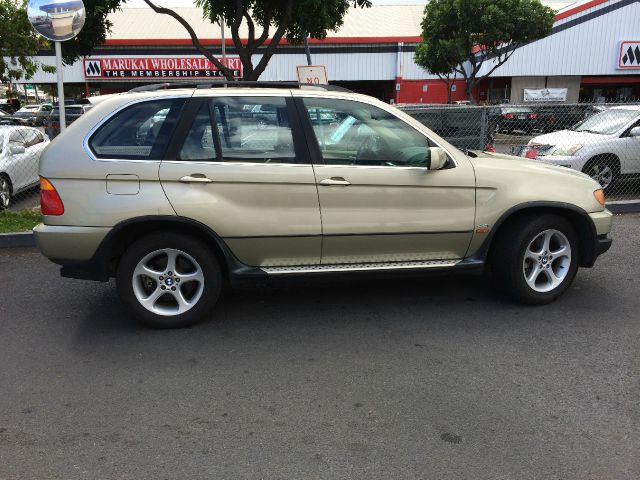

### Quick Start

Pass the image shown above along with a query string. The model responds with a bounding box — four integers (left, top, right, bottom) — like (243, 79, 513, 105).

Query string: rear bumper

(33, 224, 110, 261)
(34, 223, 112, 281)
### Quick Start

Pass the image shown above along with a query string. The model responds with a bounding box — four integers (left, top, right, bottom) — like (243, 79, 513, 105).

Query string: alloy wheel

(131, 248, 205, 316)
(587, 163, 614, 190)
(522, 229, 572, 293)
(0, 178, 10, 209)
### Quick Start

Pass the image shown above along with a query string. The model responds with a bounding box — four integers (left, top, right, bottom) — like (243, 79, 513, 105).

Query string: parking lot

(0, 214, 638, 479)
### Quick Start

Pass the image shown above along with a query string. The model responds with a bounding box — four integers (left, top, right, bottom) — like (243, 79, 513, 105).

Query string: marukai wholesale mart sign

(83, 57, 242, 80)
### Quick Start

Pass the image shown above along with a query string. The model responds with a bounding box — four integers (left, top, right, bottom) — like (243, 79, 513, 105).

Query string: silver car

(0, 126, 50, 209)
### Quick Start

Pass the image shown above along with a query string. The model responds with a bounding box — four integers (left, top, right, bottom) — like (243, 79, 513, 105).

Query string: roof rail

(127, 81, 353, 94)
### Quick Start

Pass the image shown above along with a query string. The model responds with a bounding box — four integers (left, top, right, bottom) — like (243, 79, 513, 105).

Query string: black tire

(0, 174, 12, 210)
(492, 214, 579, 305)
(116, 232, 222, 329)
(582, 155, 619, 192)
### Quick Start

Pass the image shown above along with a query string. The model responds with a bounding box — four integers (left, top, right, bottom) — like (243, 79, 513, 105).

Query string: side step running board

(262, 259, 460, 275)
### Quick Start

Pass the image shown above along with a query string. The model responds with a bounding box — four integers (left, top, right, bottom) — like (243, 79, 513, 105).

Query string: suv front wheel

(492, 214, 579, 304)
(116, 232, 222, 328)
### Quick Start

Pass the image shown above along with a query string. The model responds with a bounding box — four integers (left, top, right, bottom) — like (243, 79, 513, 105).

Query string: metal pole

(55, 41, 66, 132)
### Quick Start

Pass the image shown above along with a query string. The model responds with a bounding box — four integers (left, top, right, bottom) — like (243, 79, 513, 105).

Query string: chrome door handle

(320, 177, 351, 186)
(179, 175, 213, 184)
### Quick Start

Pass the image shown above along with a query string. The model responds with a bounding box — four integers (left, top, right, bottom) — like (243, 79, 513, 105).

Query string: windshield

(573, 109, 639, 134)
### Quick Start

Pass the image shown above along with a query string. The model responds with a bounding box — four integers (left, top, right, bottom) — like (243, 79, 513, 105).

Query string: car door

(159, 94, 322, 267)
(297, 96, 476, 265)
(23, 129, 48, 186)
(619, 117, 640, 174)
(6, 129, 33, 191)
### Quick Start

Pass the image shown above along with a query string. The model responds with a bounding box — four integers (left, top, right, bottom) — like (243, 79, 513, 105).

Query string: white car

(0, 126, 50, 209)
(524, 105, 640, 191)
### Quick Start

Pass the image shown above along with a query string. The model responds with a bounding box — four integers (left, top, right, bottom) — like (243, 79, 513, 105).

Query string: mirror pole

(55, 41, 66, 132)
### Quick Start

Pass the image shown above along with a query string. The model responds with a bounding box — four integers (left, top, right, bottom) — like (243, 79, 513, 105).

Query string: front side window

(303, 98, 433, 167)
(212, 97, 296, 163)
(90, 98, 185, 160)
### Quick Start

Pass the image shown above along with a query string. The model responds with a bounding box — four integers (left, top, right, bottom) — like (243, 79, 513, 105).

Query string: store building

(13, 0, 640, 105)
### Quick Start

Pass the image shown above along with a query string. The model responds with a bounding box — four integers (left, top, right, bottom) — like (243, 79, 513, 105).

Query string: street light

(27, 0, 86, 132)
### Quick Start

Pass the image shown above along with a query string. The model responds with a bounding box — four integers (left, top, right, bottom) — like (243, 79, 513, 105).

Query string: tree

(136, 0, 372, 81)
(414, 41, 460, 104)
(0, 0, 55, 84)
(416, 0, 555, 103)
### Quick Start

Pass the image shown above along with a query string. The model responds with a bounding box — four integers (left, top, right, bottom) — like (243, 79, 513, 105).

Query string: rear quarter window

(89, 98, 185, 160)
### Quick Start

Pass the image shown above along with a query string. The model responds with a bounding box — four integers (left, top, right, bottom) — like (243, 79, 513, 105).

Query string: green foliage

(0, 0, 54, 82)
(416, 0, 555, 102)
(0, 208, 41, 233)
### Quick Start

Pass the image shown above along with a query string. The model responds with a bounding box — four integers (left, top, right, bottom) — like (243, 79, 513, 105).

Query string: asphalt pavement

(1, 215, 639, 479)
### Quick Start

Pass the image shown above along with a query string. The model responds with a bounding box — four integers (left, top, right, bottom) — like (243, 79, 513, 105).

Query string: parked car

(522, 105, 640, 191)
(48, 104, 92, 134)
(0, 99, 20, 114)
(488, 106, 538, 134)
(13, 104, 53, 127)
(34, 84, 612, 328)
(0, 126, 50, 209)
(535, 105, 587, 133)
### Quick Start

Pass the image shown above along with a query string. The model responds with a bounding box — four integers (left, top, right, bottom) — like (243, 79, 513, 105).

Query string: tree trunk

(465, 79, 477, 105)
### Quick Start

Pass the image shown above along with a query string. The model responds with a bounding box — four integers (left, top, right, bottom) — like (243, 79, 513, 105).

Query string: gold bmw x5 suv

(34, 83, 613, 328)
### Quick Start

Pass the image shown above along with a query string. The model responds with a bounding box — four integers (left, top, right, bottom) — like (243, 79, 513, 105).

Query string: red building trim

(555, 0, 609, 20)
(104, 36, 423, 47)
(581, 76, 640, 84)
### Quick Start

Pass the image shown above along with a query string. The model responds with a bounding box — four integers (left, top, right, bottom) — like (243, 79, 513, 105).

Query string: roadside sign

(297, 65, 328, 85)
(25, 84, 34, 90)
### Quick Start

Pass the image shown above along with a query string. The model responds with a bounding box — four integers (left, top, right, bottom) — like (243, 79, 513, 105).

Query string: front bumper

(595, 234, 612, 257)
(586, 209, 613, 266)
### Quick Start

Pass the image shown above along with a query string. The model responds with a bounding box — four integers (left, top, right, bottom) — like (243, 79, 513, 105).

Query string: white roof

(106, 3, 571, 42)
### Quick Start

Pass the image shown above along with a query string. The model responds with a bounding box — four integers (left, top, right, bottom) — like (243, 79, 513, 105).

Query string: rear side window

(212, 97, 296, 163)
(90, 99, 185, 160)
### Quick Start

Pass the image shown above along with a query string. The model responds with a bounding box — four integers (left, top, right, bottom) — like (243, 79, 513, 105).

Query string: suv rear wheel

(116, 232, 222, 328)
(492, 214, 579, 304)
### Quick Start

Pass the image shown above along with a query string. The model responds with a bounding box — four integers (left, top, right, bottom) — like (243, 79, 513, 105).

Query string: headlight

(552, 144, 583, 156)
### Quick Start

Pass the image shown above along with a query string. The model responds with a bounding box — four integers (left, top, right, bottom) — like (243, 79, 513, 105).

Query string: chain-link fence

(1, 99, 638, 214)
(400, 100, 640, 202)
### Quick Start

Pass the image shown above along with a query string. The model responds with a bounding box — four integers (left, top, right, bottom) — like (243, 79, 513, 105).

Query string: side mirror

(10, 145, 26, 155)
(427, 147, 448, 170)
(629, 127, 640, 138)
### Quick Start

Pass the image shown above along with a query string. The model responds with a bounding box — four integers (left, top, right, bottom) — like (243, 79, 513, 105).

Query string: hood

(467, 150, 595, 183)
(529, 129, 613, 146)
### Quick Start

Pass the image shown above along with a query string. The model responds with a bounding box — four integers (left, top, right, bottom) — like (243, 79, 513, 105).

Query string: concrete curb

(0, 232, 36, 248)
(607, 201, 640, 214)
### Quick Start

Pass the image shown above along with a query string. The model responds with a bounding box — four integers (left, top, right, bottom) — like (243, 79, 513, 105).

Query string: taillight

(528, 113, 538, 119)
(40, 176, 64, 216)
(502, 113, 514, 119)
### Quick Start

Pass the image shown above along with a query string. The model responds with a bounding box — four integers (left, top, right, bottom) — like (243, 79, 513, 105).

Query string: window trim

(294, 96, 457, 169)
(83, 95, 190, 163)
